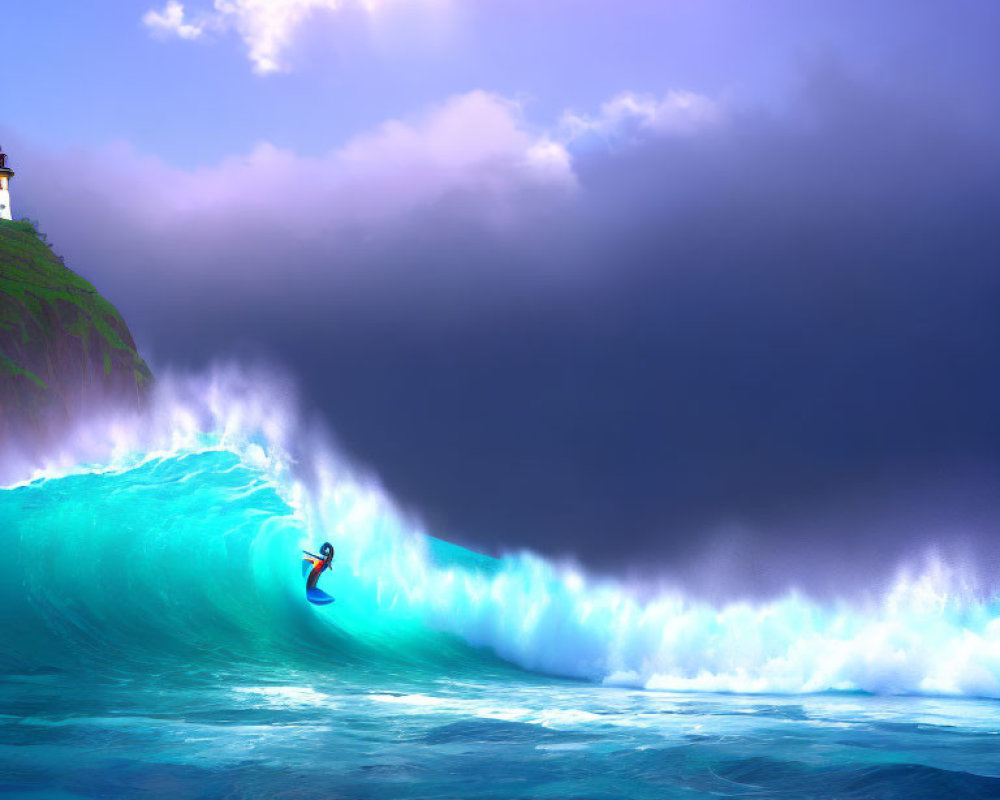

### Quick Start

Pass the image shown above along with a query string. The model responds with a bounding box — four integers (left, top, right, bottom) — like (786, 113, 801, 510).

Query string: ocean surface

(2, 380, 999, 799)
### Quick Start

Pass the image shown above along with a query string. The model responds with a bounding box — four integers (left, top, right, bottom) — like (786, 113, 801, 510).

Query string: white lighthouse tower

(0, 145, 13, 221)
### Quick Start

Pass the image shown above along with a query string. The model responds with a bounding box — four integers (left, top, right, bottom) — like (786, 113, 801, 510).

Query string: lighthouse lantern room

(0, 145, 13, 221)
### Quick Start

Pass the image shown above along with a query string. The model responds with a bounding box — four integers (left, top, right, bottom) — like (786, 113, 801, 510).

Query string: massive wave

(1, 367, 999, 698)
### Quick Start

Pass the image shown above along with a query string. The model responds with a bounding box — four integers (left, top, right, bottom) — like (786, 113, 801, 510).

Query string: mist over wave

(1, 365, 999, 698)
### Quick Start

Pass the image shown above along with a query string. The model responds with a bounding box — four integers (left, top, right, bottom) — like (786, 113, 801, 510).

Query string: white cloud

(338, 91, 569, 175)
(26, 90, 574, 244)
(561, 90, 720, 144)
(143, 0, 431, 73)
(27, 87, 719, 249)
(22, 86, 724, 268)
(214, 0, 345, 74)
(143, 1, 206, 40)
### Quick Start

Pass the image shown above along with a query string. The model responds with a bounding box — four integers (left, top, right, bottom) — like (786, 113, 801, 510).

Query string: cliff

(0, 219, 151, 440)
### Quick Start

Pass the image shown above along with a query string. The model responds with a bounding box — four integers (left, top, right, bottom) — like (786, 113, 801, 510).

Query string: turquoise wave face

(0, 448, 508, 682)
(2, 433, 1000, 697)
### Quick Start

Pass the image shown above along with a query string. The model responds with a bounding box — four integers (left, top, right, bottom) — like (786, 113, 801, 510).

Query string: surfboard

(307, 587, 336, 605)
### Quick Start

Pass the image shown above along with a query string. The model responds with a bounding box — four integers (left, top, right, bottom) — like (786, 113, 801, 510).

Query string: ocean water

(2, 376, 999, 798)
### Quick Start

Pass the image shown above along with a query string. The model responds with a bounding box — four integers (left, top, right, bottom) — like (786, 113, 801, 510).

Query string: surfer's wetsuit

(303, 542, 334, 593)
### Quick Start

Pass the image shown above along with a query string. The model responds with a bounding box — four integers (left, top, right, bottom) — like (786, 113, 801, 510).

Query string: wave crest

(1, 365, 999, 698)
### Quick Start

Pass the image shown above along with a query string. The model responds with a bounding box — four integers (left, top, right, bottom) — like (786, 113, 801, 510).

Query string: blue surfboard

(307, 587, 335, 605)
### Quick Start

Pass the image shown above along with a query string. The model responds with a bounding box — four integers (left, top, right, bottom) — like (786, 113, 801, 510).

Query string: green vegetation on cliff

(0, 218, 151, 429)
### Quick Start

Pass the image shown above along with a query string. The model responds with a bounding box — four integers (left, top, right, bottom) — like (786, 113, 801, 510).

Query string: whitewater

(2, 368, 999, 798)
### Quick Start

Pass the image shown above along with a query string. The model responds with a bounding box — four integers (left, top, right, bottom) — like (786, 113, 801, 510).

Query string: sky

(4, 0, 1000, 598)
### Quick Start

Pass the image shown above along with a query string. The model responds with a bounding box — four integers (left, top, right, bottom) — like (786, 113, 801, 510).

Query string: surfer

(302, 542, 335, 605)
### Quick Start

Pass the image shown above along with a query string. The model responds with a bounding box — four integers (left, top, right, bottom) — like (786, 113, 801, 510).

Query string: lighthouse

(0, 145, 13, 221)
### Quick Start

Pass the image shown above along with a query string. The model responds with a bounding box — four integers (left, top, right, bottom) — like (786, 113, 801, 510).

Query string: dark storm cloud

(11, 63, 1000, 598)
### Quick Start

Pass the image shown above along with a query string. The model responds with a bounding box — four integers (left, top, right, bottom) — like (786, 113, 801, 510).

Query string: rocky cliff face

(0, 219, 151, 442)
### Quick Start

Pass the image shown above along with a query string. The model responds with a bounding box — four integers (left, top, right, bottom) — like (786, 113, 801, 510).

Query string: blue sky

(6, 1, 997, 167)
(5, 1, 1000, 592)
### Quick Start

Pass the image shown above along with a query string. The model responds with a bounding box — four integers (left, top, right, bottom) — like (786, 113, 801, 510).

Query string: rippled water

(3, 672, 999, 799)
